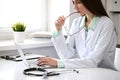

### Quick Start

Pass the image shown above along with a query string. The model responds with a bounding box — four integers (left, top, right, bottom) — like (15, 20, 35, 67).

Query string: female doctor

(37, 0, 117, 70)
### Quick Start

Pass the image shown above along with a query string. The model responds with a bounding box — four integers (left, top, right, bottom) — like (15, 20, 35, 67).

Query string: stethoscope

(23, 67, 79, 78)
(64, 16, 84, 36)
(23, 67, 59, 76)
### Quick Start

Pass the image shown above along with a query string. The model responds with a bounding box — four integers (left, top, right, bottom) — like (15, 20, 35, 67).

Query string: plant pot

(14, 32, 25, 43)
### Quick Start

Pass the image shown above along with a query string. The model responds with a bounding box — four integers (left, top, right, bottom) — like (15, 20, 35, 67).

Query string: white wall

(106, 0, 120, 44)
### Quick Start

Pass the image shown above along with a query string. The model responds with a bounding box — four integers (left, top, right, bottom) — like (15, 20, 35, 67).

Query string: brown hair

(80, 0, 109, 17)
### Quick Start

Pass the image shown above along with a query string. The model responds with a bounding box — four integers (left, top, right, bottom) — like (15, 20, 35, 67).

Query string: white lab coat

(51, 16, 117, 69)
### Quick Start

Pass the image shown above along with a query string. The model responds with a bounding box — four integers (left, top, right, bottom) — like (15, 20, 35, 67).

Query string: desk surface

(0, 59, 120, 80)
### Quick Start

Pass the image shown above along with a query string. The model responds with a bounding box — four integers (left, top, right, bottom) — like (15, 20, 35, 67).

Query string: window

(0, 0, 47, 31)
(0, 0, 70, 40)
(0, 0, 47, 40)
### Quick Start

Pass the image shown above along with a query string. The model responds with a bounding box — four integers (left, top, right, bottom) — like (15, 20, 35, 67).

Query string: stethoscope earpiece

(73, 69, 79, 73)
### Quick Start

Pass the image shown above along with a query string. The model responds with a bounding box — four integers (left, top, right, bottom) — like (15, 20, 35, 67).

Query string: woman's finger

(37, 57, 49, 66)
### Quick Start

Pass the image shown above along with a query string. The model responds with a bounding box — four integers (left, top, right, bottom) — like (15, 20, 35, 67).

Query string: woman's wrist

(52, 30, 61, 38)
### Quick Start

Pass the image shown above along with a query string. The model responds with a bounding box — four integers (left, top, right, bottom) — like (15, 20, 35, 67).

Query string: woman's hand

(55, 16, 65, 31)
(37, 57, 58, 68)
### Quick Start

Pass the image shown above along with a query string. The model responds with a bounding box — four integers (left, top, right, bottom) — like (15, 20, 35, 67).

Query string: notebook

(14, 42, 52, 69)
(30, 31, 52, 38)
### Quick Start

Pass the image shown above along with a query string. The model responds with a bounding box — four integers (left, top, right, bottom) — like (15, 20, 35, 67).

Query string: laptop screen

(14, 42, 30, 68)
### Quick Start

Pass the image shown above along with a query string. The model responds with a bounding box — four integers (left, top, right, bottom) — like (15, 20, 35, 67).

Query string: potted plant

(12, 22, 26, 43)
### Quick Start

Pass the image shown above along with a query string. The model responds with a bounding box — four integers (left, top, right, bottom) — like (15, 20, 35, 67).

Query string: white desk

(0, 59, 120, 80)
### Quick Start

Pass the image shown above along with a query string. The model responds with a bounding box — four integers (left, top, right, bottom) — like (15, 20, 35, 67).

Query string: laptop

(14, 42, 52, 69)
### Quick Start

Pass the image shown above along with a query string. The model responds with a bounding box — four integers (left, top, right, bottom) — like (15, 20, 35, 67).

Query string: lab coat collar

(88, 16, 100, 31)
(82, 16, 100, 31)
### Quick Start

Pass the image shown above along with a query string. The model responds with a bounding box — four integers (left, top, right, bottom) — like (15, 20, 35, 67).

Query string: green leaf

(11, 22, 26, 32)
